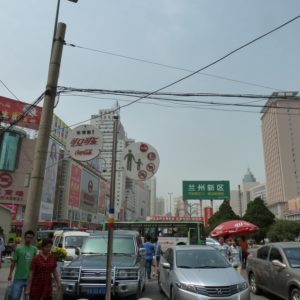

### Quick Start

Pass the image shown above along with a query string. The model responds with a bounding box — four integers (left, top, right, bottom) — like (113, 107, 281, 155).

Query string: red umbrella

(209, 220, 258, 238)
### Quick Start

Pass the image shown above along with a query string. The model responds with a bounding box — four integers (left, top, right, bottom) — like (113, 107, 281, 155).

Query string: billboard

(51, 114, 71, 146)
(183, 181, 230, 200)
(39, 139, 61, 221)
(80, 170, 99, 212)
(68, 164, 82, 208)
(0, 96, 42, 130)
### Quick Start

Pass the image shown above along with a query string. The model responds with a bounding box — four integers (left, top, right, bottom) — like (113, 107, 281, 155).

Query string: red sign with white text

(0, 96, 42, 130)
(68, 164, 81, 208)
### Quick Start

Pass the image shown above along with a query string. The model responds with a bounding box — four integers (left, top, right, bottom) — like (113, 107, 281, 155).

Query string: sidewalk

(0, 261, 10, 299)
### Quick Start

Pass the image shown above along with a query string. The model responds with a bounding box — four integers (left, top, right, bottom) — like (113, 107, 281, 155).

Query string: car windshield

(176, 249, 231, 268)
(284, 248, 300, 267)
(64, 236, 87, 249)
(81, 236, 135, 255)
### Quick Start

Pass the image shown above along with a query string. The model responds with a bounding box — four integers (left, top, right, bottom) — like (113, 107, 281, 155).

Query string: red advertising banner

(0, 96, 42, 130)
(204, 207, 214, 227)
(69, 164, 81, 208)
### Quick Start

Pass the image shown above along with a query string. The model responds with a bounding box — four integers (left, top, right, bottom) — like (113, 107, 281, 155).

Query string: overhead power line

(0, 79, 20, 100)
(65, 14, 300, 113)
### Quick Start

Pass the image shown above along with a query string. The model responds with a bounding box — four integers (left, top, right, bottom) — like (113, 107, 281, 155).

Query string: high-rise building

(91, 105, 126, 219)
(261, 92, 300, 218)
(230, 168, 261, 216)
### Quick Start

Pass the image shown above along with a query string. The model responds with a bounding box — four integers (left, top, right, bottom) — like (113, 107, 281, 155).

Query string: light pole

(168, 192, 173, 216)
(22, 0, 78, 235)
(51, 0, 78, 57)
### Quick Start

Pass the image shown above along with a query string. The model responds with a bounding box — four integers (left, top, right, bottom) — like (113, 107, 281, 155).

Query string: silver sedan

(158, 245, 250, 300)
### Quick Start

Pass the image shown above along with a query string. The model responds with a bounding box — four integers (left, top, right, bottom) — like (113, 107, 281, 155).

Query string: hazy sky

(1, 1, 300, 200)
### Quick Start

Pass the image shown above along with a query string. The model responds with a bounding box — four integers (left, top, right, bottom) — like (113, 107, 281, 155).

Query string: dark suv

(61, 230, 146, 299)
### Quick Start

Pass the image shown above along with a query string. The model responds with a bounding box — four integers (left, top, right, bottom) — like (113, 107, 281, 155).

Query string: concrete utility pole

(23, 23, 66, 235)
(105, 114, 119, 300)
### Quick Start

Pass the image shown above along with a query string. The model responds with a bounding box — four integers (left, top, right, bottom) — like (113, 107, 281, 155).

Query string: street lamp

(51, 0, 78, 57)
(168, 192, 173, 216)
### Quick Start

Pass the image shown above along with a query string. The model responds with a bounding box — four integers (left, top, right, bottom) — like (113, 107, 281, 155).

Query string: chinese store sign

(182, 181, 230, 200)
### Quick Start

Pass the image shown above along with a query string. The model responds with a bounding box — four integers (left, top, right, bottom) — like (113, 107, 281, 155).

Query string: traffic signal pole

(23, 23, 66, 235)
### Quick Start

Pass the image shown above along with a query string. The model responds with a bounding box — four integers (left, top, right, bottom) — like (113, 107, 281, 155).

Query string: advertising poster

(39, 139, 60, 220)
(80, 170, 99, 212)
(0, 96, 42, 130)
(68, 164, 82, 208)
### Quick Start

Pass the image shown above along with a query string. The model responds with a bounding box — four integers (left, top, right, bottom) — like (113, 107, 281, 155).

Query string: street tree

(207, 200, 239, 234)
(243, 197, 275, 243)
(268, 220, 300, 242)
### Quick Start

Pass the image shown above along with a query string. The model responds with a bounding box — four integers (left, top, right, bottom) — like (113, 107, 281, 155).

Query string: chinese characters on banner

(182, 181, 230, 200)
(98, 179, 106, 214)
(0, 96, 42, 130)
(0, 172, 26, 205)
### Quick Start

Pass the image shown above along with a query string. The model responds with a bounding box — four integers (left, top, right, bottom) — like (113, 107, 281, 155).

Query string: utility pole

(23, 23, 66, 235)
(105, 114, 119, 300)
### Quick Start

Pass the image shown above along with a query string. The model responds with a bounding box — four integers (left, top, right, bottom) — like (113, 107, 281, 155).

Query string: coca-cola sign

(66, 125, 102, 162)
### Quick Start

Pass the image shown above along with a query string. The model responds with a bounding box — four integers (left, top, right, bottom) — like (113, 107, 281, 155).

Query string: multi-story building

(155, 197, 165, 215)
(261, 92, 300, 218)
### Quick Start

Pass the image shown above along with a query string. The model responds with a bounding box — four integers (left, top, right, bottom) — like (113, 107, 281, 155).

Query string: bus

(103, 218, 205, 251)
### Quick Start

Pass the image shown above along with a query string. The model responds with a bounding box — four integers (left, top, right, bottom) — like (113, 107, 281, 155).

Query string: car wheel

(249, 272, 261, 295)
(291, 288, 300, 300)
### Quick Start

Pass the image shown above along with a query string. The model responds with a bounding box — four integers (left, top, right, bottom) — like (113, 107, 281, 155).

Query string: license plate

(82, 287, 106, 295)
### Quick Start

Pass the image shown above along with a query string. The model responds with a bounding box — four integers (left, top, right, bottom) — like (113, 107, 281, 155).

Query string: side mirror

(162, 262, 171, 269)
(75, 247, 80, 256)
(272, 260, 286, 269)
(139, 248, 146, 256)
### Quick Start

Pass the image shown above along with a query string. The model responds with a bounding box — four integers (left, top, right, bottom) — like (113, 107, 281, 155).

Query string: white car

(205, 237, 220, 248)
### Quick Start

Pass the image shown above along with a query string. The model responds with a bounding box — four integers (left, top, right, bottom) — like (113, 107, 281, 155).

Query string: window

(257, 246, 270, 260)
(0, 131, 21, 171)
(269, 247, 283, 262)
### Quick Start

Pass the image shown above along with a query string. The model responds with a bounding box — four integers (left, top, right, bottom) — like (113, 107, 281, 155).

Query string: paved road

(0, 261, 279, 300)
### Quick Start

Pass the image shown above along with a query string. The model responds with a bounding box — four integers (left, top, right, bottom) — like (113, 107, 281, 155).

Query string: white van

(53, 230, 90, 263)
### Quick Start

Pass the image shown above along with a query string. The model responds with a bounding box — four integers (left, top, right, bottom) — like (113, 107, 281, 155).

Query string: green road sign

(183, 181, 230, 200)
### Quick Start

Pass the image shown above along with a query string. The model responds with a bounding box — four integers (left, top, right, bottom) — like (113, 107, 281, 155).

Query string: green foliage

(268, 220, 300, 242)
(243, 197, 275, 243)
(207, 200, 239, 235)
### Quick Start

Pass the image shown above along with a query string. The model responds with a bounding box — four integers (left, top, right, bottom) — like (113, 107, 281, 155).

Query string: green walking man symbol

(124, 149, 136, 171)
(136, 158, 143, 171)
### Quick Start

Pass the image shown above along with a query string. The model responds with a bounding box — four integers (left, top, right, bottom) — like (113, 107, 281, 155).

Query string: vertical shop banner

(98, 179, 106, 214)
(39, 139, 60, 220)
(80, 170, 99, 212)
(69, 164, 82, 208)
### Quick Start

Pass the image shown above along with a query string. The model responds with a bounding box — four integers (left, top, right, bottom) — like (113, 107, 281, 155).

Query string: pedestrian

(143, 235, 154, 280)
(153, 237, 161, 271)
(218, 236, 231, 261)
(0, 235, 5, 267)
(25, 238, 61, 300)
(8, 230, 37, 300)
(239, 236, 249, 268)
